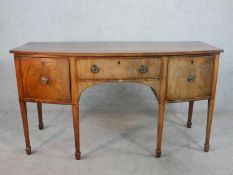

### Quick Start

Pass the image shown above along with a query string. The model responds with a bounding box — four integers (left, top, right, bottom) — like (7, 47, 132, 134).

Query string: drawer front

(20, 57, 71, 102)
(167, 56, 214, 101)
(77, 58, 161, 79)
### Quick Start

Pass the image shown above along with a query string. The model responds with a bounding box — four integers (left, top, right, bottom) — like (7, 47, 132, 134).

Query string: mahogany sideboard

(10, 41, 223, 160)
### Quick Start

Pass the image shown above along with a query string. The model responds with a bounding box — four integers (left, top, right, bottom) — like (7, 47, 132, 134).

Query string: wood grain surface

(166, 56, 214, 101)
(10, 41, 223, 56)
(77, 57, 161, 80)
(20, 57, 71, 102)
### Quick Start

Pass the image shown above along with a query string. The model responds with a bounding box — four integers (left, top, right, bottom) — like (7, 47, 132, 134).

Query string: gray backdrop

(0, 0, 233, 113)
(1, 1, 233, 175)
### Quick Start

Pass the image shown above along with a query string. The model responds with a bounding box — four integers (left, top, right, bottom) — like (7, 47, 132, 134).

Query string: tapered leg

(19, 101, 31, 155)
(37, 103, 44, 130)
(187, 101, 194, 128)
(156, 103, 166, 158)
(72, 104, 81, 160)
(204, 98, 215, 152)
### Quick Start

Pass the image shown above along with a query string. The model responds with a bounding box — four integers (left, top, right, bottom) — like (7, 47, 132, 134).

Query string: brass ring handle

(90, 64, 99, 74)
(40, 75, 49, 84)
(138, 65, 148, 73)
(187, 74, 195, 82)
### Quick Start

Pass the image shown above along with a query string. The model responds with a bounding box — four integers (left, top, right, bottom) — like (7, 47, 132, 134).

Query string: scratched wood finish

(20, 57, 71, 102)
(167, 56, 214, 101)
(77, 58, 161, 80)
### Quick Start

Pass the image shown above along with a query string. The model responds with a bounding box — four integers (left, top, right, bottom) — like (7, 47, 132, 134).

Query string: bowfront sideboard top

(10, 41, 223, 160)
(10, 41, 223, 56)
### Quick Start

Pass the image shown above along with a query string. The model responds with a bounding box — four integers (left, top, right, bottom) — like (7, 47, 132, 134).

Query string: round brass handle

(40, 75, 49, 84)
(90, 64, 99, 74)
(187, 74, 195, 82)
(138, 65, 148, 73)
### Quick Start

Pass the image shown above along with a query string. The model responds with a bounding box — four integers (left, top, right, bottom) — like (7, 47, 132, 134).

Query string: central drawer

(77, 58, 161, 80)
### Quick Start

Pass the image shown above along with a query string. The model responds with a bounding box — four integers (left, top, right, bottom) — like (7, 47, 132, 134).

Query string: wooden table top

(10, 41, 223, 57)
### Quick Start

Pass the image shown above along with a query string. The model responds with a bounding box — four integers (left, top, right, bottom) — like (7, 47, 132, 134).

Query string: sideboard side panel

(159, 57, 168, 103)
(14, 55, 24, 101)
(70, 57, 78, 104)
(210, 54, 220, 98)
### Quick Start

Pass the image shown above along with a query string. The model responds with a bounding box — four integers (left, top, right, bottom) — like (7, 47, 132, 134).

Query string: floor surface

(0, 84, 233, 175)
